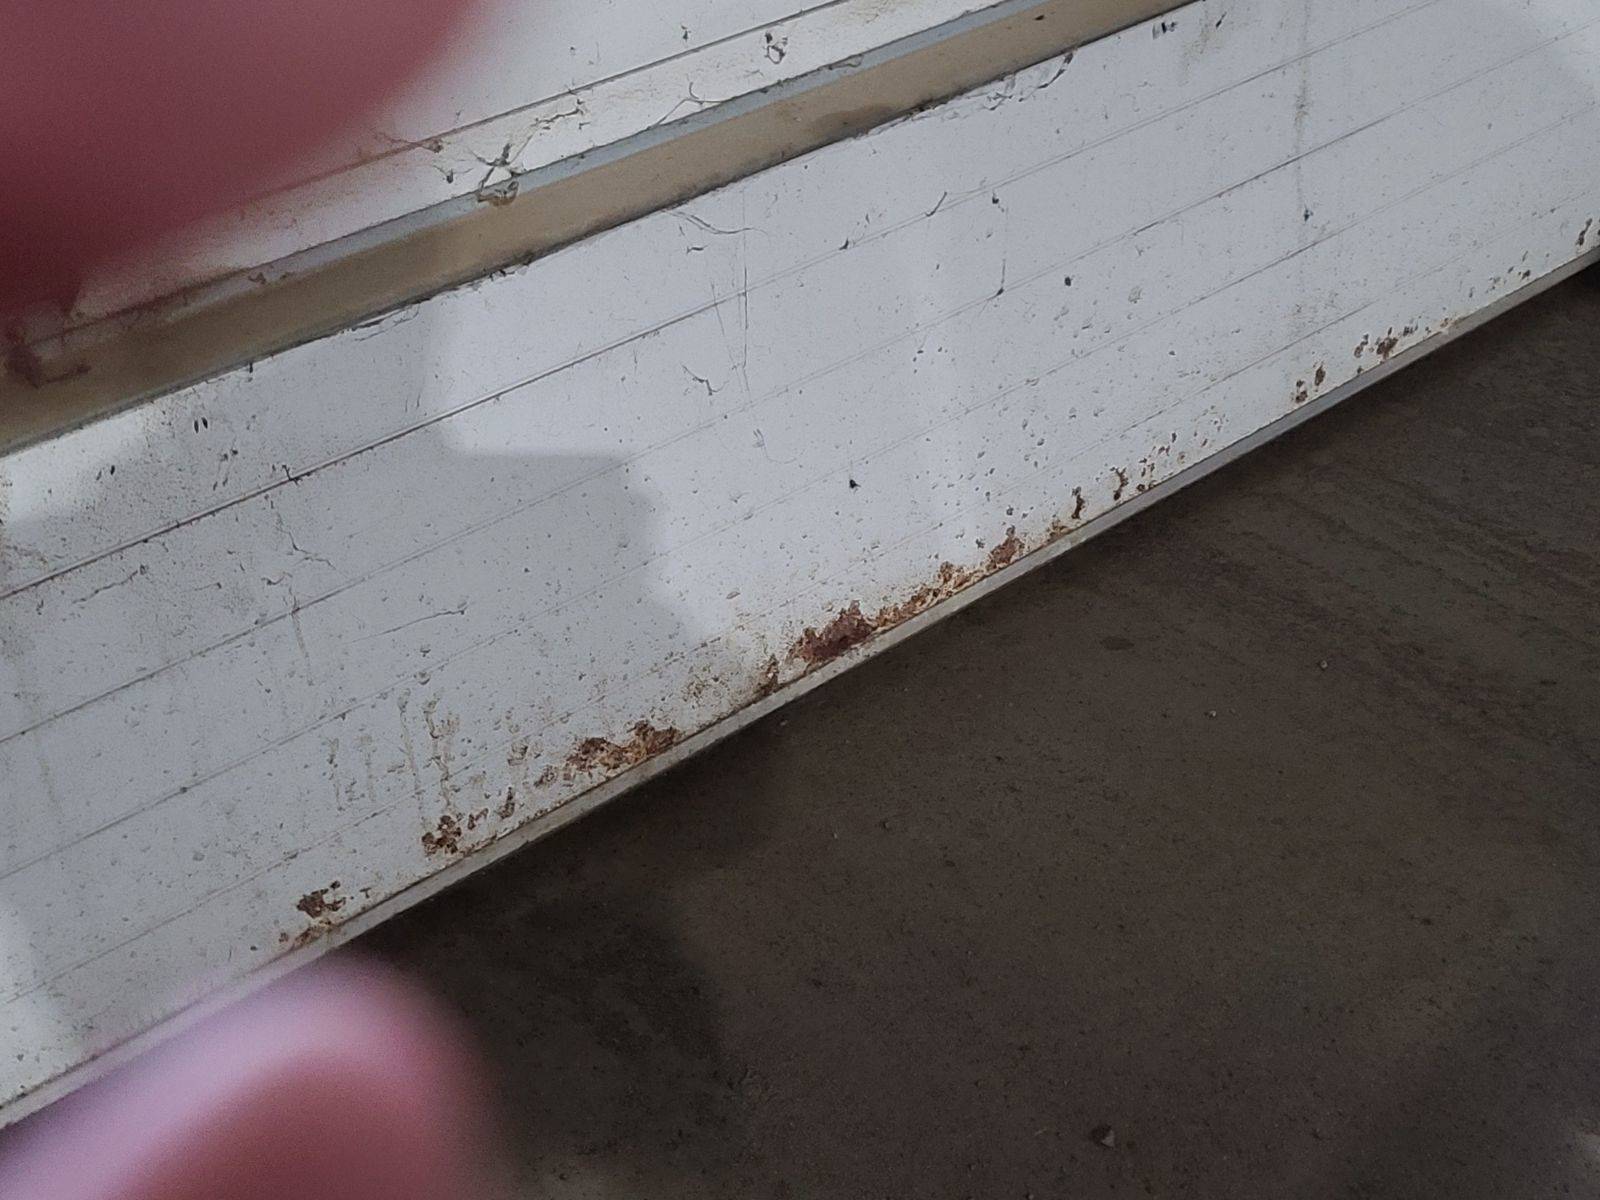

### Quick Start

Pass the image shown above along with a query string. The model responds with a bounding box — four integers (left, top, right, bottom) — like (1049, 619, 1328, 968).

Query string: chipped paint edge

(3, 247, 1594, 1131)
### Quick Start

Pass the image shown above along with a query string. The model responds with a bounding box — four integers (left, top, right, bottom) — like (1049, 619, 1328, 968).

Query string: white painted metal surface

(4, 0, 1599, 1123)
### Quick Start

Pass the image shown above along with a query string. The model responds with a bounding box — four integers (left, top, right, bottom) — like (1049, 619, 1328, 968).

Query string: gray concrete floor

(360, 272, 1600, 1199)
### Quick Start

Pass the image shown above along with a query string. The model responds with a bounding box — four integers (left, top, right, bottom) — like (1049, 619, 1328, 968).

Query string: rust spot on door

(278, 927, 324, 951)
(875, 562, 975, 629)
(787, 523, 1046, 671)
(422, 812, 464, 856)
(986, 527, 1023, 572)
(566, 721, 682, 776)
(790, 602, 878, 666)
(295, 882, 346, 919)
(754, 655, 783, 700)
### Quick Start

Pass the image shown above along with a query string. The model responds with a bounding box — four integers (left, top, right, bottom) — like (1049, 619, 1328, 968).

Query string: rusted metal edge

(6, 246, 1591, 1131)
(0, 0, 1179, 455)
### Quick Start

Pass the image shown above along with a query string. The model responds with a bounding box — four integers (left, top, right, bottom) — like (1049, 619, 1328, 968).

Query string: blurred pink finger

(0, 0, 479, 315)
(0, 960, 498, 1200)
